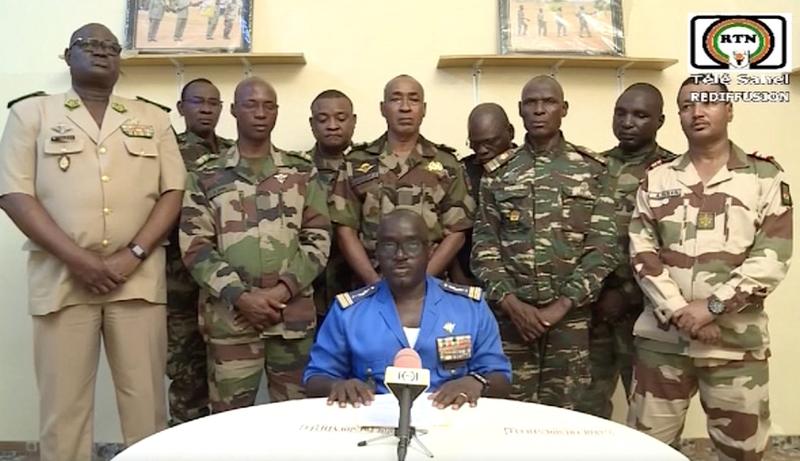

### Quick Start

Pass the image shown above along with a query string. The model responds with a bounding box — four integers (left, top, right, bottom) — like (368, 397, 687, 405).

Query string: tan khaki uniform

(0, 90, 186, 461)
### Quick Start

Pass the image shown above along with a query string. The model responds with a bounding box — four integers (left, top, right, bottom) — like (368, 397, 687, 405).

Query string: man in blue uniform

(304, 209, 511, 409)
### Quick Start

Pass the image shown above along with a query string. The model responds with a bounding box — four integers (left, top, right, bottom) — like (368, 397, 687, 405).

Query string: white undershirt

(403, 327, 421, 349)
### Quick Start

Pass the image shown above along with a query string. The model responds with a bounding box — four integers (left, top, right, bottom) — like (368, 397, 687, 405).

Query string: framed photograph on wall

(125, 0, 253, 54)
(499, 0, 624, 55)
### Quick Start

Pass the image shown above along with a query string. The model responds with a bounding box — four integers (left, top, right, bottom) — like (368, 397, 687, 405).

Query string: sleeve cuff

(220, 283, 248, 309)
(653, 294, 689, 323)
(278, 275, 300, 299)
(712, 283, 745, 313)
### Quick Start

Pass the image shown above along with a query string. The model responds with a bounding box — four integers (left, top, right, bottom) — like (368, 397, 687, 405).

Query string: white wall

(1, 0, 798, 443)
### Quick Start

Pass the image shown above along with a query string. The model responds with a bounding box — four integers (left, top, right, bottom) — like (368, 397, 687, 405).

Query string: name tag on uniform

(50, 135, 75, 143)
(436, 335, 472, 363)
(121, 123, 155, 139)
(648, 189, 682, 200)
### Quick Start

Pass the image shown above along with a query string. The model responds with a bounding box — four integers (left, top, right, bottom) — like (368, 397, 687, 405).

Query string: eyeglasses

(376, 239, 426, 257)
(69, 37, 122, 56)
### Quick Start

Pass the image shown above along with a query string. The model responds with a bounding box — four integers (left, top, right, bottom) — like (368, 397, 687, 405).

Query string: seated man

(304, 209, 511, 409)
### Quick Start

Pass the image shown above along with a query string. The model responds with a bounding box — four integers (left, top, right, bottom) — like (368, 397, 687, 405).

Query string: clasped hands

(233, 283, 292, 331)
(68, 247, 142, 295)
(671, 299, 721, 345)
(501, 294, 572, 343)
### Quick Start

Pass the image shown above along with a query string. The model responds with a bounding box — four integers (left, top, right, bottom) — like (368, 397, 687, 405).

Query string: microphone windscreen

(393, 348, 422, 368)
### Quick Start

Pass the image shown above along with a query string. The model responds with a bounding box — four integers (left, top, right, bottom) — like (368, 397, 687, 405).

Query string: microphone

(384, 348, 430, 461)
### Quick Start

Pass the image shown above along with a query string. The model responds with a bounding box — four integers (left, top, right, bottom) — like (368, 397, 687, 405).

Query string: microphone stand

(357, 387, 434, 459)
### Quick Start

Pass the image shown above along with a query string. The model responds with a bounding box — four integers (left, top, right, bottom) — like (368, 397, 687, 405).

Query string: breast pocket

(43, 138, 84, 173)
(560, 183, 597, 239)
(493, 186, 531, 232)
(207, 183, 246, 252)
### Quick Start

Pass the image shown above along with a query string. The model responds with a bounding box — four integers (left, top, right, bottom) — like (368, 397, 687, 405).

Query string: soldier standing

(451, 103, 515, 286)
(173, 0, 200, 42)
(329, 74, 474, 286)
(180, 77, 330, 411)
(0, 23, 185, 460)
(307, 89, 357, 321)
(471, 75, 619, 409)
(166, 78, 234, 425)
(147, 0, 168, 42)
(628, 77, 792, 460)
(576, 83, 676, 419)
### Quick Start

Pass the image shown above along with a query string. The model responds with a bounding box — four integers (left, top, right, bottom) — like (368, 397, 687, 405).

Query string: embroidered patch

(111, 102, 127, 114)
(64, 99, 80, 110)
(356, 162, 373, 174)
(426, 161, 444, 173)
(697, 211, 716, 230)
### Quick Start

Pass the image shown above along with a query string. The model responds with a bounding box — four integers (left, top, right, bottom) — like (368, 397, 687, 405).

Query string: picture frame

(499, 0, 625, 56)
(124, 0, 253, 54)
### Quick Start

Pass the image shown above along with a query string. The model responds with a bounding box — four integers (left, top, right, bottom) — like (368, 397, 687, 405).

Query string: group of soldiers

(146, 0, 240, 43)
(0, 23, 792, 461)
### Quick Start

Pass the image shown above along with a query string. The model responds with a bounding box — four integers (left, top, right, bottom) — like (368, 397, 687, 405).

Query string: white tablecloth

(114, 394, 687, 461)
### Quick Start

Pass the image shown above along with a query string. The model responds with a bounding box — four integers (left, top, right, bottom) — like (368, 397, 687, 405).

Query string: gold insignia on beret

(64, 99, 80, 110)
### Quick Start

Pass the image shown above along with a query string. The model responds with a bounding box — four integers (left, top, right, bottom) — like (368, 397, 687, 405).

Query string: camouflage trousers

(628, 347, 770, 461)
(166, 259, 208, 426)
(576, 312, 637, 418)
(206, 334, 313, 412)
(499, 307, 591, 410)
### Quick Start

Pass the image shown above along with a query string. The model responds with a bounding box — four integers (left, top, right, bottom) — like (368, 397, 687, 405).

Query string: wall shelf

(120, 52, 306, 68)
(791, 66, 799, 76)
(437, 54, 678, 104)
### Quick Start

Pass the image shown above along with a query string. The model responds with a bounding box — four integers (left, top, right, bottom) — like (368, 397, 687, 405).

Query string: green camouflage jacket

(471, 134, 620, 308)
(180, 144, 331, 336)
(630, 142, 793, 360)
(329, 133, 475, 263)
(167, 131, 234, 288)
(599, 143, 677, 311)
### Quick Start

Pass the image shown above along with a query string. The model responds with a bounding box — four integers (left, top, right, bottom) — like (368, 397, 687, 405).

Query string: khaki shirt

(630, 143, 792, 360)
(0, 90, 186, 315)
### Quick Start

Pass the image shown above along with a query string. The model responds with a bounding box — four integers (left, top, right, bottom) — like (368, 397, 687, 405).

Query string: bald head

(378, 209, 429, 243)
(521, 75, 564, 102)
(620, 83, 664, 114)
(612, 82, 665, 152)
(234, 77, 276, 104)
(468, 103, 514, 163)
(69, 23, 116, 44)
(383, 75, 424, 102)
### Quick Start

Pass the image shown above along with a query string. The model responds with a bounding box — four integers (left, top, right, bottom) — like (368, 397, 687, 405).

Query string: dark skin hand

(673, 299, 714, 336)
(305, 376, 375, 408)
(594, 288, 627, 322)
(693, 323, 721, 345)
(233, 282, 291, 330)
(500, 293, 549, 342)
(429, 376, 483, 409)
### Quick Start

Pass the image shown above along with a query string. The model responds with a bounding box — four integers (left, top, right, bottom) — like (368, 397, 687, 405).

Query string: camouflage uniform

(577, 143, 676, 419)
(628, 143, 792, 460)
(165, 131, 234, 425)
(180, 144, 331, 411)
(455, 148, 515, 283)
(471, 134, 619, 409)
(308, 145, 349, 319)
(329, 133, 475, 270)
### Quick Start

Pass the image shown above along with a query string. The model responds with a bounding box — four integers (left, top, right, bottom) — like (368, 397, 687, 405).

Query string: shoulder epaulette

(136, 96, 172, 113)
(484, 150, 514, 173)
(435, 143, 457, 154)
(336, 284, 378, 309)
(647, 157, 669, 171)
(347, 142, 369, 154)
(658, 146, 679, 162)
(194, 153, 219, 169)
(284, 149, 312, 163)
(7, 91, 47, 109)
(748, 151, 784, 171)
(573, 144, 606, 165)
(440, 281, 482, 301)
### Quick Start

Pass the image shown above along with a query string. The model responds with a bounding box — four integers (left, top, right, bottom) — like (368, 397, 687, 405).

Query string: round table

(114, 394, 687, 460)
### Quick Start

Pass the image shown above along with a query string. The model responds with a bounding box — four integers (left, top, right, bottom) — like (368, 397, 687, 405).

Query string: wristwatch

(468, 371, 489, 393)
(127, 242, 148, 260)
(707, 295, 725, 316)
